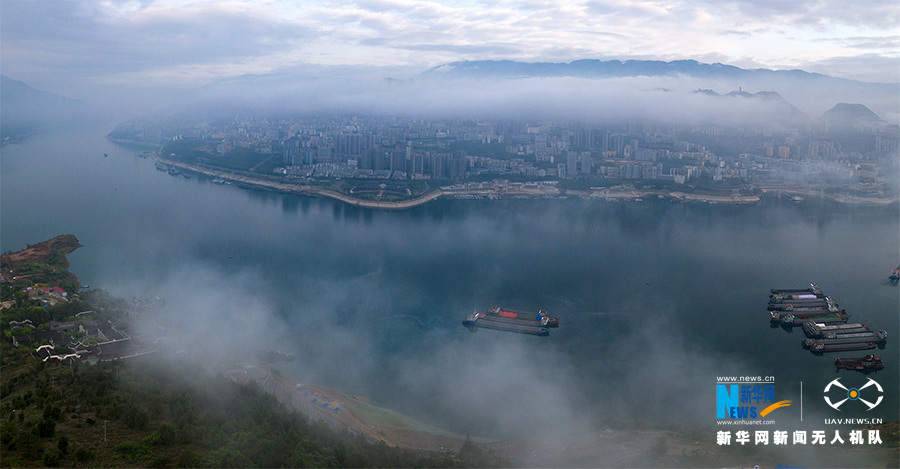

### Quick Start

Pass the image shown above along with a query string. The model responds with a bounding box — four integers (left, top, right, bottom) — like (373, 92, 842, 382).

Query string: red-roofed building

(41, 286, 67, 297)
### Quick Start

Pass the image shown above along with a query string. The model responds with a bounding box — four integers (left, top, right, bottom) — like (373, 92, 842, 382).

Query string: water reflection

(1, 126, 898, 437)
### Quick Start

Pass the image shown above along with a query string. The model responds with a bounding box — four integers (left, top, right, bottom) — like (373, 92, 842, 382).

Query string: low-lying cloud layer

(135, 263, 746, 440)
(123, 202, 789, 441)
(181, 72, 900, 126)
(2, 0, 897, 108)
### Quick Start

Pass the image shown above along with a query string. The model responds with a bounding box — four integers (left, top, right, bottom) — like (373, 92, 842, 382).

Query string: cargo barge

(806, 341, 877, 353)
(463, 312, 549, 336)
(768, 303, 830, 312)
(768, 295, 832, 305)
(769, 293, 828, 302)
(835, 355, 884, 371)
(770, 307, 847, 321)
(485, 306, 559, 327)
(766, 302, 830, 311)
(769, 292, 825, 301)
(770, 283, 823, 295)
(768, 297, 840, 313)
(768, 296, 830, 306)
(802, 330, 887, 349)
(775, 312, 849, 326)
(462, 307, 556, 336)
(803, 322, 871, 338)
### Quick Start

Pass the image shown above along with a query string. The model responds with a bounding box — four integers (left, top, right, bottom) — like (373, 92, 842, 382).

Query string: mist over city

(2, 1, 898, 468)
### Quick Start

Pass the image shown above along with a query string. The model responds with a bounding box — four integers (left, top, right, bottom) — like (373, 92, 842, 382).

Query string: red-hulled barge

(835, 355, 884, 371)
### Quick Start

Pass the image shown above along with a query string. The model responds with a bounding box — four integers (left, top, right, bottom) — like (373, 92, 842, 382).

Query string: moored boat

(769, 292, 826, 301)
(462, 306, 558, 336)
(808, 341, 876, 353)
(770, 283, 823, 295)
(463, 312, 549, 336)
(802, 322, 870, 338)
(802, 330, 887, 349)
(768, 297, 839, 313)
(485, 306, 559, 327)
(835, 355, 884, 371)
(774, 311, 849, 326)
(768, 296, 829, 307)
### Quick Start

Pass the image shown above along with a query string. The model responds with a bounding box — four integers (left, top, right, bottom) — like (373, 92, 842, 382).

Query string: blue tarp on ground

(333, 407, 340, 412)
(311, 398, 318, 403)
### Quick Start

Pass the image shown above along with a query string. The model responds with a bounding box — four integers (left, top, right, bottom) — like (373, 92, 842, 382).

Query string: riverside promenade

(154, 155, 444, 209)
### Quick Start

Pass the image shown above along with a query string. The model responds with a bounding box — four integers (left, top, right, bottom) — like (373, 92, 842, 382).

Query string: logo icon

(716, 383, 791, 419)
(823, 378, 883, 411)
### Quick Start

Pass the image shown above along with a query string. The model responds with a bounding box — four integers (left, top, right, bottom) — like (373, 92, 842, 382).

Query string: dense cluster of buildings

(124, 113, 898, 194)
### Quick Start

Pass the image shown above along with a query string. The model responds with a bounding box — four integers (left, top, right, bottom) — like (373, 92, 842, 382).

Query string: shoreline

(153, 155, 897, 209)
(565, 188, 761, 203)
(154, 155, 445, 209)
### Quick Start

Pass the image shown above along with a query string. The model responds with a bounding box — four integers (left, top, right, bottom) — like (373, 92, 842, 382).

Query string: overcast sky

(1, 0, 898, 102)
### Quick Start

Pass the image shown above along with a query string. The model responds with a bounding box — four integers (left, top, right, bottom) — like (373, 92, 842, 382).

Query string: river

(2, 124, 897, 439)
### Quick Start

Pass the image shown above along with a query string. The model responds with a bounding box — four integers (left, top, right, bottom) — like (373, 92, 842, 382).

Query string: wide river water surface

(2, 124, 898, 439)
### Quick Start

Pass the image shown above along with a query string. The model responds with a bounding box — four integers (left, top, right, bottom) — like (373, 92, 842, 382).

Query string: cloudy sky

(1, 0, 898, 102)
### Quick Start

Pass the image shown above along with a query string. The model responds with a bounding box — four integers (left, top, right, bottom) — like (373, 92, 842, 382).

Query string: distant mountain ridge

(420, 59, 893, 85)
(1, 74, 86, 110)
(418, 59, 899, 126)
(1, 75, 87, 143)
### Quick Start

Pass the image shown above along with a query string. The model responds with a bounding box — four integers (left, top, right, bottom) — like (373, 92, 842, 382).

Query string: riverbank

(759, 188, 899, 206)
(666, 191, 760, 203)
(567, 188, 761, 204)
(153, 155, 898, 209)
(822, 192, 898, 206)
(153, 155, 444, 209)
(155, 155, 765, 208)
